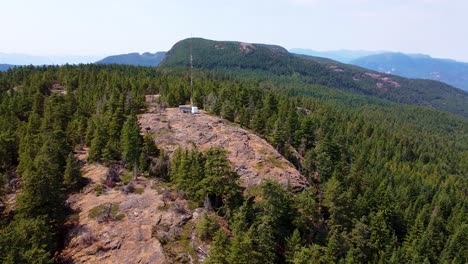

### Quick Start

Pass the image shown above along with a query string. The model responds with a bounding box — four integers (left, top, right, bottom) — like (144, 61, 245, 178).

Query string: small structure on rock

(178, 105, 198, 114)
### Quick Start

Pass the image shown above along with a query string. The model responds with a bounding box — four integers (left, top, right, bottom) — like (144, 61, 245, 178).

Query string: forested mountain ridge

(161, 38, 468, 118)
(96, 51, 166, 67)
(351, 52, 468, 92)
(0, 64, 15, 72)
(0, 61, 467, 263)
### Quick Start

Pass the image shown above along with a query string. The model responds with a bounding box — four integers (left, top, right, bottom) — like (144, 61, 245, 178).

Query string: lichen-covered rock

(139, 108, 308, 191)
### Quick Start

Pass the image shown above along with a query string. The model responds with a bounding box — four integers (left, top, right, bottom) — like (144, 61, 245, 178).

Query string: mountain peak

(161, 37, 468, 117)
(162, 38, 289, 67)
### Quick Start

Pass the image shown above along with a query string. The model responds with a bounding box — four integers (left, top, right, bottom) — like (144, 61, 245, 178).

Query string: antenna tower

(190, 38, 193, 106)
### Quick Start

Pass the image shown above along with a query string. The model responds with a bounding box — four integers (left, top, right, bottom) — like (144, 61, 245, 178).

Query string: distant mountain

(0, 53, 103, 65)
(289, 49, 385, 63)
(161, 38, 468, 117)
(351, 52, 468, 92)
(96, 52, 166, 67)
(0, 64, 15, 71)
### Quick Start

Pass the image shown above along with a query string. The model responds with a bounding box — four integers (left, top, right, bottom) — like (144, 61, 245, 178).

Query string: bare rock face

(60, 160, 168, 264)
(139, 108, 308, 191)
(153, 196, 193, 246)
(60, 151, 205, 263)
(61, 107, 309, 263)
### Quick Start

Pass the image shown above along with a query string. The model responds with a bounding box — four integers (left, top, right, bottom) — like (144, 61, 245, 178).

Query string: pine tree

(252, 216, 277, 263)
(63, 152, 83, 191)
(199, 148, 242, 214)
(139, 133, 159, 171)
(256, 181, 295, 241)
(16, 133, 66, 222)
(195, 212, 220, 241)
(88, 123, 107, 162)
(315, 134, 341, 181)
(286, 229, 302, 263)
(121, 114, 143, 177)
(228, 229, 255, 264)
(205, 230, 230, 264)
(0, 217, 55, 264)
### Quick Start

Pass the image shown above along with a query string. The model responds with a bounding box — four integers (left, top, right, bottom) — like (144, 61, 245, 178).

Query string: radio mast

(190, 38, 193, 106)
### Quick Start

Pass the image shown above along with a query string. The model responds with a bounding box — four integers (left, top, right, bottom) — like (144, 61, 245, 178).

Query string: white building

(178, 105, 198, 114)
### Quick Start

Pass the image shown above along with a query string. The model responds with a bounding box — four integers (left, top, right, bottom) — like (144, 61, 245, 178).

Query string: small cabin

(179, 105, 198, 114)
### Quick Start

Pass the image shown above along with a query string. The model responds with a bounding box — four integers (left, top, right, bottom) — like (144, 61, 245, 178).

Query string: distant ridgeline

(0, 64, 16, 71)
(351, 52, 468, 92)
(96, 51, 166, 67)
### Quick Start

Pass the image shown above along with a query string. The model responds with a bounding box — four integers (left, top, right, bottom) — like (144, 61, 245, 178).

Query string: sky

(1, 0, 467, 61)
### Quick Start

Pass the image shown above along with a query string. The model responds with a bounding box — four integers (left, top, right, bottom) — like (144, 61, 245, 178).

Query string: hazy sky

(1, 0, 467, 61)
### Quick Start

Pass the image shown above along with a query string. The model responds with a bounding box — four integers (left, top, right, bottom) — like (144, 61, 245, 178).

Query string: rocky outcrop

(60, 160, 168, 263)
(61, 107, 309, 263)
(139, 108, 308, 190)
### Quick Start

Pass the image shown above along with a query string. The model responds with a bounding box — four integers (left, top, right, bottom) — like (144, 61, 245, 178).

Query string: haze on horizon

(1, 0, 467, 62)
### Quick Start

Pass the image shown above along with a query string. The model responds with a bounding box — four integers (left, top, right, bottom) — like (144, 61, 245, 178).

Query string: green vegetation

(196, 212, 220, 241)
(120, 114, 143, 174)
(170, 147, 243, 215)
(134, 187, 144, 195)
(88, 203, 123, 221)
(63, 152, 84, 191)
(0, 58, 466, 263)
(162, 38, 468, 117)
(0, 65, 160, 262)
(94, 184, 105, 196)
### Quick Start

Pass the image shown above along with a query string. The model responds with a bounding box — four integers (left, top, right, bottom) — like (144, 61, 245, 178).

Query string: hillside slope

(351, 52, 468, 92)
(60, 104, 307, 263)
(96, 52, 166, 67)
(1, 64, 466, 263)
(161, 38, 468, 118)
(139, 107, 307, 190)
(60, 155, 167, 263)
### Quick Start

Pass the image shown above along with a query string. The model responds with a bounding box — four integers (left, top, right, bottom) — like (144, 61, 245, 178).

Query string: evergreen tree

(251, 216, 277, 263)
(88, 120, 107, 162)
(16, 133, 66, 222)
(199, 148, 242, 214)
(228, 229, 256, 264)
(205, 230, 230, 264)
(63, 152, 83, 191)
(120, 114, 142, 176)
(139, 133, 159, 171)
(196, 212, 220, 241)
(285, 229, 302, 263)
(0, 217, 54, 264)
(292, 244, 329, 264)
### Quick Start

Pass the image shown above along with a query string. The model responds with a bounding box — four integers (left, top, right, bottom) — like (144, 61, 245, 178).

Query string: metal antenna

(190, 37, 193, 106)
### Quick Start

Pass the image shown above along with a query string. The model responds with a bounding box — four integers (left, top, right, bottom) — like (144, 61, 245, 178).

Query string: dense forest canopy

(162, 38, 468, 118)
(0, 64, 466, 263)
